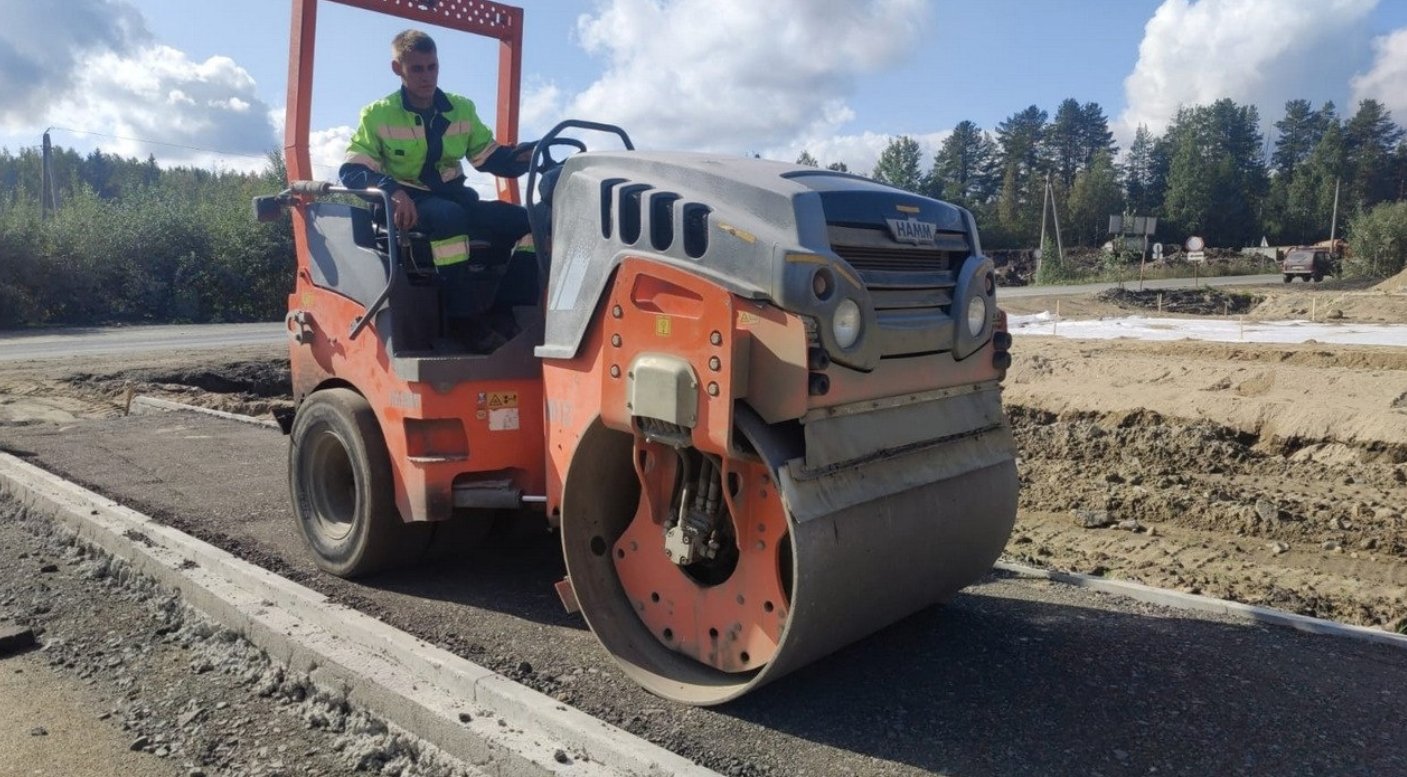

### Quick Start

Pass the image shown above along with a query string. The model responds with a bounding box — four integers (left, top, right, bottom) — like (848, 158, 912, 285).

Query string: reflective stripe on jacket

(343, 89, 498, 191)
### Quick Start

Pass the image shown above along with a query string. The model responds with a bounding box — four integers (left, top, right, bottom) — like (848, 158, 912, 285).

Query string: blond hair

(391, 29, 436, 62)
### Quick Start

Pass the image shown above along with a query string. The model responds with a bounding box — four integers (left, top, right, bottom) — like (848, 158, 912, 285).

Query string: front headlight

(966, 294, 988, 337)
(833, 298, 862, 349)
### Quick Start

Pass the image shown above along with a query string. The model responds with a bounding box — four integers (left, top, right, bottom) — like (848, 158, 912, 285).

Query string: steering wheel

(530, 136, 586, 180)
(524, 120, 635, 288)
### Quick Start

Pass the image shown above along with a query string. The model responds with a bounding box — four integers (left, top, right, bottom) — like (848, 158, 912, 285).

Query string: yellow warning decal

(300, 291, 314, 306)
(737, 311, 761, 326)
(487, 391, 519, 409)
(655, 316, 672, 336)
(719, 223, 756, 243)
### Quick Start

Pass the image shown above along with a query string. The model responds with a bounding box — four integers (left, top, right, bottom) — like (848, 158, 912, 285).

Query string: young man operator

(339, 29, 536, 345)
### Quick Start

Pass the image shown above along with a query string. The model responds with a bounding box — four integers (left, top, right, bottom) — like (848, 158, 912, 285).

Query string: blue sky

(2, 0, 1405, 183)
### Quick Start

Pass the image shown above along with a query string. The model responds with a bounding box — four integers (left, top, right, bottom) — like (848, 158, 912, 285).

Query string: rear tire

(289, 388, 429, 577)
(1282, 274, 1292, 283)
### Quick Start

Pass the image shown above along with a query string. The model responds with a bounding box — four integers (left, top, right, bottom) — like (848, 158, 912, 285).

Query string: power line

(43, 126, 341, 175)
(46, 125, 273, 163)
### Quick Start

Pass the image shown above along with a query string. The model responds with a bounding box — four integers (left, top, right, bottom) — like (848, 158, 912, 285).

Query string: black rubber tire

(1313, 272, 1323, 282)
(1282, 274, 1292, 283)
(289, 388, 429, 577)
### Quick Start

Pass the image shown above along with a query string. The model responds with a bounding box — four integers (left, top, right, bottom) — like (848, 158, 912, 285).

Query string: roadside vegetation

(0, 147, 291, 330)
(807, 96, 1407, 282)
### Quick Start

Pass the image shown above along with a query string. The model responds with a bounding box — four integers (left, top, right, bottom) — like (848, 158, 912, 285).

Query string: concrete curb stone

(0, 451, 719, 777)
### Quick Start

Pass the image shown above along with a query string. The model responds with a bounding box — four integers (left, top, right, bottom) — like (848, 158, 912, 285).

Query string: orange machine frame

(283, 0, 523, 197)
(282, 0, 538, 526)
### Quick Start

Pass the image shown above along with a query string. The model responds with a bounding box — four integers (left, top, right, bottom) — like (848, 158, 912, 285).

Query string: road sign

(1153, 242, 1163, 259)
(1185, 236, 1205, 252)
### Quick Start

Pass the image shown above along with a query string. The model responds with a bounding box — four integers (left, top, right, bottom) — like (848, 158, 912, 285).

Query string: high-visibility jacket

(342, 88, 500, 193)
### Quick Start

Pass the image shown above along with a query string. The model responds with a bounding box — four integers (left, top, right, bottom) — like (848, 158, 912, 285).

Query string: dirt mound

(57, 360, 293, 420)
(1096, 287, 1261, 315)
(1008, 405, 1407, 632)
(1376, 267, 1407, 292)
(1248, 286, 1407, 323)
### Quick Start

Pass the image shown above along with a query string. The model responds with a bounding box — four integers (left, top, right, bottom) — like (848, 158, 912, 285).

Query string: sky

(2, 0, 1406, 185)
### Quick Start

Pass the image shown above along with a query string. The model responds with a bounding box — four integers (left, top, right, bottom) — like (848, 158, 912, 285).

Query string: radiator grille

(827, 226, 972, 358)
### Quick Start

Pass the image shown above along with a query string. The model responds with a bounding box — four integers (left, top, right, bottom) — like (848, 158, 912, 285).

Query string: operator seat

(531, 165, 565, 263)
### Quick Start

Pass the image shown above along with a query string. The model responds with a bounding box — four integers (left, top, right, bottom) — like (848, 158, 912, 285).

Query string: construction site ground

(1, 275, 1406, 775)
(1, 278, 1404, 640)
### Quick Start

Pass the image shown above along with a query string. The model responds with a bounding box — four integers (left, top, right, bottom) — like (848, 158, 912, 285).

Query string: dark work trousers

(405, 187, 530, 320)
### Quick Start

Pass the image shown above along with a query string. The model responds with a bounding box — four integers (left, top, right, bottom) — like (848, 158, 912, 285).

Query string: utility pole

(1038, 175, 1049, 277)
(1329, 177, 1340, 245)
(41, 129, 53, 220)
(1048, 175, 1064, 265)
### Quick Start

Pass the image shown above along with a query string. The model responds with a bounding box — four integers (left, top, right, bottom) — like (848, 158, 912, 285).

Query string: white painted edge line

(0, 452, 720, 777)
(995, 561, 1407, 651)
(130, 395, 281, 429)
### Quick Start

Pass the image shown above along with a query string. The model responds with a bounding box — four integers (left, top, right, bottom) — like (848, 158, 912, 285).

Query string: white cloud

(45, 45, 278, 172)
(0, 0, 277, 171)
(521, 79, 565, 138)
(0, 0, 149, 126)
(1120, 0, 1378, 139)
(309, 125, 353, 180)
(1351, 27, 1407, 125)
(560, 0, 931, 154)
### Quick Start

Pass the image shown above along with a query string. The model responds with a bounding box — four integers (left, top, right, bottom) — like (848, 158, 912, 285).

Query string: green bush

(0, 150, 294, 329)
(1346, 201, 1407, 278)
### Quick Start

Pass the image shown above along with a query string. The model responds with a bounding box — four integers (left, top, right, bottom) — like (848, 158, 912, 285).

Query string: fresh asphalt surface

(0, 410, 1402, 776)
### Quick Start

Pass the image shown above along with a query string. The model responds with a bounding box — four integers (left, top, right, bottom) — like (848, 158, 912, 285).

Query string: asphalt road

(1, 409, 1402, 777)
(0, 274, 1285, 362)
(0, 322, 287, 361)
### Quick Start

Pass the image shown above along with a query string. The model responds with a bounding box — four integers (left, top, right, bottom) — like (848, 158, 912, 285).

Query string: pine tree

(1067, 150, 1124, 247)
(871, 136, 925, 193)
(1272, 99, 1329, 178)
(994, 105, 1048, 244)
(1124, 125, 1158, 214)
(1047, 99, 1084, 190)
(929, 121, 997, 208)
(795, 150, 819, 167)
(1161, 100, 1267, 246)
(1344, 99, 1405, 211)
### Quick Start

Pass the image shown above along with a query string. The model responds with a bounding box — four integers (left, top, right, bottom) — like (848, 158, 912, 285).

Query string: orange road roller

(260, 0, 1018, 705)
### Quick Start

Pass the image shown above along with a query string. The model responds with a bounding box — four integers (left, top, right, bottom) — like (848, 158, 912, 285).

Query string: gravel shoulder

(0, 647, 182, 777)
(0, 501, 485, 777)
